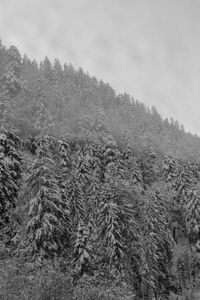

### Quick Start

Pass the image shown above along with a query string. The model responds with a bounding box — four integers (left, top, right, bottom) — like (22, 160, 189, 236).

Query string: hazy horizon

(0, 0, 200, 136)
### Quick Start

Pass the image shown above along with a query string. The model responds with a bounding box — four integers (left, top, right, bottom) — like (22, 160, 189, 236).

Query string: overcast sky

(0, 0, 200, 135)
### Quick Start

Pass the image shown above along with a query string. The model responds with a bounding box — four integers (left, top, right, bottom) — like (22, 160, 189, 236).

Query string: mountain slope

(1, 41, 200, 299)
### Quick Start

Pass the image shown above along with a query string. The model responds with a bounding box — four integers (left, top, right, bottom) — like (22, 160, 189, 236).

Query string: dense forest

(1, 41, 200, 299)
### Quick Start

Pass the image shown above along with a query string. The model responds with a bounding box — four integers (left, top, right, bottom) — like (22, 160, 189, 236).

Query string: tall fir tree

(0, 129, 22, 243)
(34, 79, 56, 136)
(185, 189, 200, 244)
(140, 189, 174, 297)
(26, 136, 66, 258)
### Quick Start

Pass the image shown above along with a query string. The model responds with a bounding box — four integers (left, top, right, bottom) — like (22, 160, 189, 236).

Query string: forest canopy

(1, 41, 200, 299)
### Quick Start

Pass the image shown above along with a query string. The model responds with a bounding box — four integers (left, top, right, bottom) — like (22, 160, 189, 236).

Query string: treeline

(0, 41, 200, 161)
(1, 41, 200, 299)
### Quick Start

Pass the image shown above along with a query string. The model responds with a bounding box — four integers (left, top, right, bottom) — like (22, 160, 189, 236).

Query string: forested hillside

(1, 41, 200, 299)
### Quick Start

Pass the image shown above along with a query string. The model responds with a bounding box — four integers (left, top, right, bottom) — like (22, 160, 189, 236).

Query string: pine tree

(82, 143, 103, 222)
(0, 128, 22, 242)
(98, 184, 124, 270)
(66, 173, 86, 227)
(0, 46, 25, 129)
(53, 59, 63, 83)
(26, 136, 66, 257)
(40, 57, 54, 82)
(1, 46, 26, 98)
(64, 146, 94, 277)
(140, 189, 174, 296)
(73, 219, 92, 277)
(185, 189, 200, 243)
(127, 155, 143, 188)
(54, 85, 64, 122)
(162, 155, 178, 182)
(34, 79, 56, 136)
(173, 164, 194, 207)
(0, 47, 23, 236)
(126, 214, 146, 300)
(86, 143, 104, 183)
(140, 149, 158, 186)
(74, 144, 92, 191)
(57, 138, 71, 173)
(56, 138, 72, 241)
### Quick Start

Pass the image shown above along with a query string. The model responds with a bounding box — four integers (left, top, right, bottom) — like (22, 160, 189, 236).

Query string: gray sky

(0, 0, 200, 135)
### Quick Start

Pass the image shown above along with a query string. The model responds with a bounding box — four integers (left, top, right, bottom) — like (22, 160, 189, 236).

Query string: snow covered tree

(127, 155, 143, 188)
(0, 128, 22, 243)
(74, 145, 92, 192)
(26, 136, 66, 258)
(54, 85, 65, 122)
(66, 151, 92, 276)
(40, 57, 54, 82)
(162, 156, 178, 182)
(0, 46, 26, 98)
(34, 79, 56, 136)
(140, 189, 174, 297)
(73, 219, 92, 277)
(173, 164, 194, 207)
(0, 46, 27, 127)
(140, 149, 158, 186)
(185, 189, 200, 244)
(126, 213, 146, 300)
(56, 138, 72, 241)
(53, 59, 63, 83)
(98, 178, 136, 271)
(98, 184, 125, 270)
(80, 143, 103, 229)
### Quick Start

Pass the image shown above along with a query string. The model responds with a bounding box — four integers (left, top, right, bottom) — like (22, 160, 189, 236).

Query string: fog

(1, 0, 200, 135)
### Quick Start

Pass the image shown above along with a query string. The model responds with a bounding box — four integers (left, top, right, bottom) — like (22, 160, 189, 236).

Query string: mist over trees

(1, 41, 200, 299)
